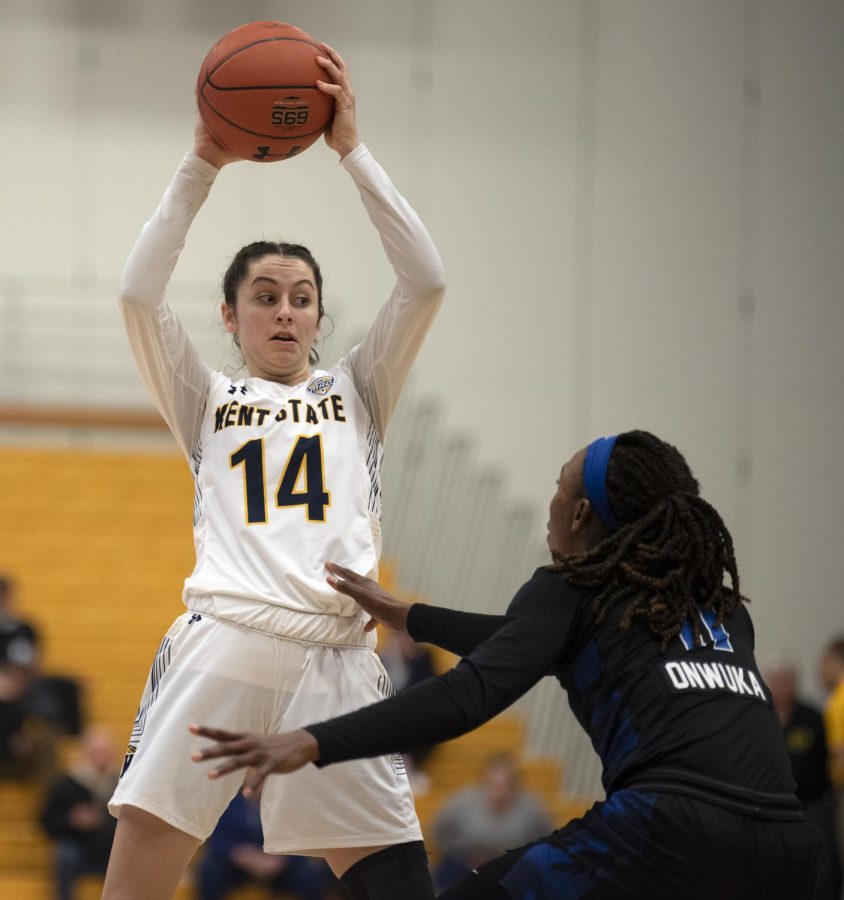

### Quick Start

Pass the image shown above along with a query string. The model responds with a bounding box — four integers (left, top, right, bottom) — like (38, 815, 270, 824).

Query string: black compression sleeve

(407, 604, 508, 656)
(307, 571, 584, 766)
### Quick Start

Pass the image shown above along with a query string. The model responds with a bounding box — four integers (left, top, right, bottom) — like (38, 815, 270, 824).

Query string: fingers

(316, 53, 344, 85)
(315, 45, 353, 109)
(318, 43, 347, 77)
(189, 724, 245, 743)
(207, 756, 253, 780)
(325, 561, 360, 581)
(243, 762, 273, 797)
(363, 617, 379, 633)
(189, 725, 258, 781)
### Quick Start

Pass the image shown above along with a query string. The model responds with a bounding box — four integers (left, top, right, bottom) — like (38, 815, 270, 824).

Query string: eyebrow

(249, 276, 315, 289)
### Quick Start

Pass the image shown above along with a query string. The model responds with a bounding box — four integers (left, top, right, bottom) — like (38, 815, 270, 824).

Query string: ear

(571, 498, 592, 533)
(221, 302, 237, 334)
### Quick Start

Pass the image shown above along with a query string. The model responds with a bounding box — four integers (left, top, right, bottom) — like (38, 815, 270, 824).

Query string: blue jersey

(309, 567, 796, 809)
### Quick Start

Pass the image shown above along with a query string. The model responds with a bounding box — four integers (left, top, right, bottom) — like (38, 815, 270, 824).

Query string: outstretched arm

(326, 561, 507, 657)
(191, 571, 582, 794)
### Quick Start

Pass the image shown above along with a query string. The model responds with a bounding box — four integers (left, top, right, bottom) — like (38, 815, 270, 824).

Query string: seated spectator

(766, 658, 840, 900)
(0, 575, 39, 670)
(0, 574, 54, 782)
(39, 726, 119, 900)
(433, 752, 550, 892)
(197, 788, 337, 900)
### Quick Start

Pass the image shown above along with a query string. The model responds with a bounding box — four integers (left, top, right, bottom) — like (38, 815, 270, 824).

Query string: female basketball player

(192, 431, 821, 899)
(103, 45, 444, 900)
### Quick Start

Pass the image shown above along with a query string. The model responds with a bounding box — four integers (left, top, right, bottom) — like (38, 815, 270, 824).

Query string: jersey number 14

(230, 436, 330, 524)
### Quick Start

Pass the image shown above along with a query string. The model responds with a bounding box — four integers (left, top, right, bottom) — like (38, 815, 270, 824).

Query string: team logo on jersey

(306, 375, 335, 396)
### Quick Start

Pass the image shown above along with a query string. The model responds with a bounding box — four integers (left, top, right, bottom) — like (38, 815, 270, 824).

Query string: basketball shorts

(108, 612, 422, 853)
(440, 789, 820, 899)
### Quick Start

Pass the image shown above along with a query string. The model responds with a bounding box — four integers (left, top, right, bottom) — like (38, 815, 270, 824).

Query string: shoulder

(506, 567, 593, 617)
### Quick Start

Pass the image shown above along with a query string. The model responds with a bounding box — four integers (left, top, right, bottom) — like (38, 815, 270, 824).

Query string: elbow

(119, 274, 154, 312)
(421, 273, 446, 308)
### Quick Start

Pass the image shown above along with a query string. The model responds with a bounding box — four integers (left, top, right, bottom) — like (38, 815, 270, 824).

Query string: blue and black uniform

(307, 567, 819, 898)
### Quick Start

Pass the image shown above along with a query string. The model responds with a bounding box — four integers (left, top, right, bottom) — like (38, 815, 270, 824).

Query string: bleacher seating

(0, 446, 591, 897)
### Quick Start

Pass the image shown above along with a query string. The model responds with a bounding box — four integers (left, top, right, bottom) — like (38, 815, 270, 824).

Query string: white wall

(1, 0, 842, 693)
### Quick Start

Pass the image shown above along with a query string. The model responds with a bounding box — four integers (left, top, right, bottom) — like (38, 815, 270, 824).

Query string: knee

(116, 805, 182, 838)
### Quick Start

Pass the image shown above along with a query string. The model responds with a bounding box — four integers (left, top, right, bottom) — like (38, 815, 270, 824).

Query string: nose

(275, 300, 293, 322)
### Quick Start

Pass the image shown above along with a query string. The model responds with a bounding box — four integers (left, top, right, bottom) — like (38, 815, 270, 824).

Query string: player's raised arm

(316, 45, 445, 440)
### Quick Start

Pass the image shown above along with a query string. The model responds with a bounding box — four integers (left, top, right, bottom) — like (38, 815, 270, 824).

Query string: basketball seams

(205, 82, 323, 92)
(204, 36, 321, 86)
(197, 88, 328, 143)
(196, 22, 332, 162)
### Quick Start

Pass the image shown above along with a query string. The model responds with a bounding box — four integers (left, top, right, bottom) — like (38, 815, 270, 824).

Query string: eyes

(255, 292, 312, 307)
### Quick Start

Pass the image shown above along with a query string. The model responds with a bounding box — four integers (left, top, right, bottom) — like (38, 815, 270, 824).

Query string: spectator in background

(766, 659, 840, 900)
(820, 637, 844, 898)
(0, 575, 40, 675)
(39, 727, 119, 900)
(433, 753, 550, 892)
(0, 574, 54, 782)
(197, 789, 337, 900)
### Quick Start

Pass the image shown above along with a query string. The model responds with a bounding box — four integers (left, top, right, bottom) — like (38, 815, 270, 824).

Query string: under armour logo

(253, 145, 302, 161)
(227, 385, 247, 395)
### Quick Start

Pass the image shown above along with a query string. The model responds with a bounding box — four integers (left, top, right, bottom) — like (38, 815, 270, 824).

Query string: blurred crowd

(2, 571, 844, 899)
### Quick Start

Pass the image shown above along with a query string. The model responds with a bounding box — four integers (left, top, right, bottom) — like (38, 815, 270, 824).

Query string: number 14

(230, 436, 331, 524)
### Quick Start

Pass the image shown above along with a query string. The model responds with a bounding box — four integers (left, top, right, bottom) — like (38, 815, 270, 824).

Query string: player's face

(222, 255, 321, 384)
(547, 447, 588, 559)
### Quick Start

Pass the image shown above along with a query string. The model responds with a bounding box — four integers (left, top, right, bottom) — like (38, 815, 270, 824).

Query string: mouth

(271, 334, 297, 345)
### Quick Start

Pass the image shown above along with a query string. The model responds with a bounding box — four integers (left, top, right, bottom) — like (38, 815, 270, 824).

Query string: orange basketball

(196, 21, 334, 163)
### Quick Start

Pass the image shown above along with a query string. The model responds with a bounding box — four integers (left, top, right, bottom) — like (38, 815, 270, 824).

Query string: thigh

(466, 791, 820, 900)
(109, 614, 283, 840)
(260, 645, 422, 855)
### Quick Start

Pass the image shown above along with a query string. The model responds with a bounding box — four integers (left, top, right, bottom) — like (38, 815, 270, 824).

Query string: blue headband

(583, 435, 619, 532)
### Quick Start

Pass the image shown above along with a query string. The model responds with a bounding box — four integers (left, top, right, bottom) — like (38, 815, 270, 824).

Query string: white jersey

(120, 144, 445, 647)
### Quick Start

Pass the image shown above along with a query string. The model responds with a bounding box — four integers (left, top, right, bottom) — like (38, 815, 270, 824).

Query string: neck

(249, 364, 312, 386)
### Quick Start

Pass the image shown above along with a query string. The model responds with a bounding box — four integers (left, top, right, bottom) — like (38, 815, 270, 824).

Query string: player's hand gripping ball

(196, 20, 334, 163)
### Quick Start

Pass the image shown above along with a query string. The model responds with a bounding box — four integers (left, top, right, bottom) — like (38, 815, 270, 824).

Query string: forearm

(341, 145, 445, 437)
(408, 604, 508, 657)
(342, 144, 446, 300)
(120, 151, 218, 311)
(307, 662, 492, 766)
(119, 152, 214, 456)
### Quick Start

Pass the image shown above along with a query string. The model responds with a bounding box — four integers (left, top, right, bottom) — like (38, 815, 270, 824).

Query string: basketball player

(192, 432, 821, 899)
(103, 45, 443, 900)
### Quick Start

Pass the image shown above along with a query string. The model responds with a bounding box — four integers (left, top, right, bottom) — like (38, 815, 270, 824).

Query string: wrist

(298, 728, 321, 763)
(336, 139, 361, 161)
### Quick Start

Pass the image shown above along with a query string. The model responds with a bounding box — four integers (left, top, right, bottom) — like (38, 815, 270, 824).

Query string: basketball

(196, 21, 334, 163)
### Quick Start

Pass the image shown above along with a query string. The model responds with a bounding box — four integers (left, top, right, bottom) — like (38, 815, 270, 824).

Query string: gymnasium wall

(1, 0, 843, 696)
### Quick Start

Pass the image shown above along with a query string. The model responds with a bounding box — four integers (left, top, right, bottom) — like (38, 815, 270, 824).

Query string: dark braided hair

(550, 430, 745, 651)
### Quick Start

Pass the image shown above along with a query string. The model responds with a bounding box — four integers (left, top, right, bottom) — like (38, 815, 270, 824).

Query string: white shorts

(109, 612, 421, 854)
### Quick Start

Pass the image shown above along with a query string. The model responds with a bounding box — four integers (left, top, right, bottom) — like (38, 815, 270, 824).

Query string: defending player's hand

(325, 561, 411, 632)
(189, 725, 320, 794)
(315, 43, 360, 159)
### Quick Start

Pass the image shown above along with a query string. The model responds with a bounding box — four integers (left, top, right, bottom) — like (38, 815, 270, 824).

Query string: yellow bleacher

(0, 446, 591, 897)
